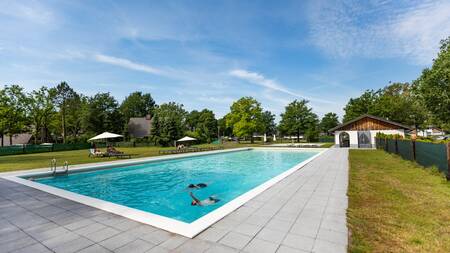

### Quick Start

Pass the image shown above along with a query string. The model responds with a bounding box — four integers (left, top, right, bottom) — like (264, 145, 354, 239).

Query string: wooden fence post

(395, 138, 398, 154)
(412, 140, 416, 161)
(385, 138, 388, 151)
(447, 142, 450, 181)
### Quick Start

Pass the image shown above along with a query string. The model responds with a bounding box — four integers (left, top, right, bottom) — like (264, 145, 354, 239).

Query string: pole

(446, 142, 450, 181)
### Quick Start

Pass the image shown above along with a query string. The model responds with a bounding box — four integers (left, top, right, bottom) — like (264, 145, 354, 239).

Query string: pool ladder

(50, 159, 69, 176)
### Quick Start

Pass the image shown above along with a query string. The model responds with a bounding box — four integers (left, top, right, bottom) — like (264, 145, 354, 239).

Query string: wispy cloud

(308, 0, 450, 65)
(0, 1, 55, 25)
(94, 54, 165, 75)
(229, 69, 333, 104)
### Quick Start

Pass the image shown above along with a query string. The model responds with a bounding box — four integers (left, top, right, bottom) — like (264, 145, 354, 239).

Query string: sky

(1, 0, 450, 121)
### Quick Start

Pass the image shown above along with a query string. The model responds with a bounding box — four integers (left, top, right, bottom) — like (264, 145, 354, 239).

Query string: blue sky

(1, 0, 449, 120)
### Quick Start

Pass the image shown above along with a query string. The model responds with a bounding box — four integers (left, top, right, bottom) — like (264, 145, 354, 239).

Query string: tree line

(0, 81, 339, 146)
(343, 37, 450, 131)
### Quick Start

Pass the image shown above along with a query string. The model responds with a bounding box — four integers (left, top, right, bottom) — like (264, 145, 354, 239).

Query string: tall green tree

(27, 87, 57, 143)
(261, 110, 276, 136)
(150, 102, 187, 146)
(52, 82, 77, 143)
(196, 109, 217, 143)
(0, 85, 28, 146)
(218, 116, 232, 137)
(320, 112, 339, 134)
(186, 110, 202, 132)
(85, 93, 124, 135)
(343, 83, 427, 127)
(120, 92, 156, 122)
(343, 90, 377, 122)
(279, 99, 318, 142)
(414, 37, 450, 130)
(226, 97, 263, 143)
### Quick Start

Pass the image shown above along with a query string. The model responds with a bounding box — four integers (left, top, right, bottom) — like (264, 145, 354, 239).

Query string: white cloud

(308, 0, 450, 65)
(229, 69, 333, 104)
(0, 0, 55, 25)
(94, 54, 165, 75)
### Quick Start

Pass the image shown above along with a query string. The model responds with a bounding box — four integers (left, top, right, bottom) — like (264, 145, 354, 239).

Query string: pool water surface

(35, 149, 319, 223)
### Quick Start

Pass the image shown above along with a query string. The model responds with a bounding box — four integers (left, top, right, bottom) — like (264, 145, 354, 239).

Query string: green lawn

(0, 142, 259, 172)
(348, 150, 450, 253)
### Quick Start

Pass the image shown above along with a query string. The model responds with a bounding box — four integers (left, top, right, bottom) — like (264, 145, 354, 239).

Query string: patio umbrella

(88, 132, 123, 142)
(177, 136, 197, 142)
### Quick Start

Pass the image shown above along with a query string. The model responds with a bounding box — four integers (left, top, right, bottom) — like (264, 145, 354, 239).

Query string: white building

(329, 114, 412, 148)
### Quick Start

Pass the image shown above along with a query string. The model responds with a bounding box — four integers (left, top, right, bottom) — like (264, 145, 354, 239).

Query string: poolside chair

(89, 148, 104, 157)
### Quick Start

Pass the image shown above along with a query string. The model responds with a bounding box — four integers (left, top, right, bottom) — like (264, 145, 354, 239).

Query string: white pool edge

(3, 147, 327, 238)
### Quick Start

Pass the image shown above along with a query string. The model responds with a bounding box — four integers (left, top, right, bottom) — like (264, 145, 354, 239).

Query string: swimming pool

(6, 148, 324, 237)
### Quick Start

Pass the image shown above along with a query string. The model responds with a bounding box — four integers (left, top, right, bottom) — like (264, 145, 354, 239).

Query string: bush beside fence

(375, 138, 450, 179)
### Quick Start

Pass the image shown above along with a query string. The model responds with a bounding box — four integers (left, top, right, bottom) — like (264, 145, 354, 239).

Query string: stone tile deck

(0, 148, 348, 253)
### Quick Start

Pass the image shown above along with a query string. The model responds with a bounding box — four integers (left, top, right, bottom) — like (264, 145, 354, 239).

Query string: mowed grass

(0, 142, 257, 172)
(348, 150, 450, 253)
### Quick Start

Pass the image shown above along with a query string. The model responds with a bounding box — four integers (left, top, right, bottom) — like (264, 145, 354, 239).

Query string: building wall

(334, 129, 405, 148)
(337, 117, 406, 131)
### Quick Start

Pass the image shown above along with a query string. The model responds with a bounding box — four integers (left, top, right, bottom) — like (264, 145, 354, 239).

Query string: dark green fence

(375, 138, 449, 178)
(0, 143, 91, 156)
(318, 136, 334, 143)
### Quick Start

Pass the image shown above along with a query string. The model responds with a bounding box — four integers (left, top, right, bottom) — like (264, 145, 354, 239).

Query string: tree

(27, 87, 57, 143)
(320, 112, 339, 134)
(218, 116, 232, 137)
(186, 110, 202, 132)
(414, 37, 450, 130)
(342, 83, 427, 127)
(343, 90, 377, 122)
(52, 82, 77, 143)
(0, 85, 28, 146)
(261, 111, 276, 136)
(120, 92, 156, 122)
(150, 102, 187, 146)
(226, 97, 264, 143)
(85, 93, 124, 135)
(279, 99, 318, 142)
(196, 109, 217, 143)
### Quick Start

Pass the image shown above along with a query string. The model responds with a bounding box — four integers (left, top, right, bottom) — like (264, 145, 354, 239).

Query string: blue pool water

(35, 149, 318, 223)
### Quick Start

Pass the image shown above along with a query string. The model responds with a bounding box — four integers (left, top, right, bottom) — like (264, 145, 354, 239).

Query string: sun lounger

(89, 148, 104, 157)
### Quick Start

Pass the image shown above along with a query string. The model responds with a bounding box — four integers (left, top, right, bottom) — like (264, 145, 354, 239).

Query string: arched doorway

(339, 132, 350, 147)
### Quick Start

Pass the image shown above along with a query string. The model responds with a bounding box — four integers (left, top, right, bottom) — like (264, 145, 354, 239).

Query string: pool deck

(0, 148, 348, 253)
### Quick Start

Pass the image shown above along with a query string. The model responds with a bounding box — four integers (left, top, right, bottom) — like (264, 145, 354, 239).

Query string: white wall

(334, 129, 405, 148)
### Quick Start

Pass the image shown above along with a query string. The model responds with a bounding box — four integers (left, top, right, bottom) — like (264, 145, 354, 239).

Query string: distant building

(0, 134, 33, 146)
(128, 115, 152, 138)
(415, 127, 446, 138)
(329, 114, 412, 148)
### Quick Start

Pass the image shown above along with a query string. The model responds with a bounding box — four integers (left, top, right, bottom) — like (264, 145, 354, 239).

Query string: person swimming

(189, 192, 220, 206)
(187, 183, 207, 189)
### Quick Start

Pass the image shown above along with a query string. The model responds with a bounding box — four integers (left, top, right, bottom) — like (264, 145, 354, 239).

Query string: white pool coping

(3, 147, 327, 238)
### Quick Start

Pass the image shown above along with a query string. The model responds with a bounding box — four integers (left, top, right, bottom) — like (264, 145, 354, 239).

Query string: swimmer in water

(187, 183, 207, 189)
(190, 192, 220, 206)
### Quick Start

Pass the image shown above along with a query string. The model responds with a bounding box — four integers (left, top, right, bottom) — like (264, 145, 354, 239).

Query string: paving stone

(197, 227, 229, 242)
(111, 219, 141, 231)
(266, 218, 293, 233)
(276, 245, 309, 253)
(282, 233, 315, 252)
(146, 246, 171, 253)
(158, 235, 188, 250)
(77, 244, 112, 253)
(2, 235, 37, 252)
(205, 244, 239, 253)
(10, 243, 53, 253)
(219, 231, 252, 250)
(140, 229, 172, 244)
(173, 238, 212, 253)
(74, 222, 108, 236)
(243, 238, 279, 253)
(85, 227, 121, 242)
(233, 223, 262, 236)
(41, 232, 81, 249)
(312, 239, 346, 253)
(64, 219, 95, 231)
(256, 228, 287, 244)
(115, 239, 155, 253)
(99, 232, 137, 250)
(316, 229, 347, 246)
(52, 236, 94, 253)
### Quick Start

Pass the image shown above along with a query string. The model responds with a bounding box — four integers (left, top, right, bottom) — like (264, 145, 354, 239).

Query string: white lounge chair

(89, 148, 104, 157)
